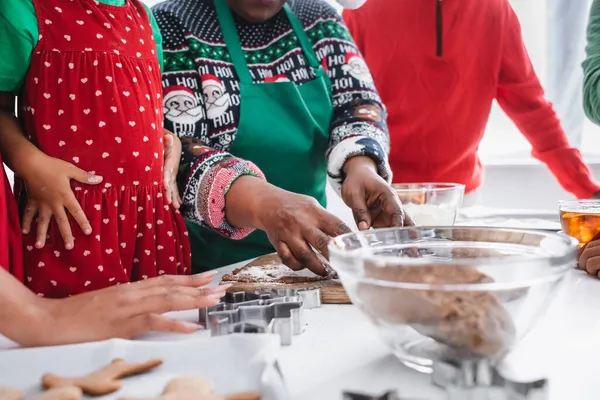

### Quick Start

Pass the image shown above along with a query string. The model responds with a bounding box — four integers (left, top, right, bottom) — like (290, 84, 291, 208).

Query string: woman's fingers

(52, 206, 75, 250)
(64, 192, 92, 236)
(131, 272, 218, 290)
(127, 313, 203, 338)
(35, 206, 52, 248)
(132, 286, 226, 316)
(21, 201, 38, 234)
(380, 190, 407, 227)
(69, 166, 103, 186)
(275, 242, 304, 272)
(286, 238, 327, 276)
(318, 209, 352, 238)
(304, 227, 332, 260)
(580, 245, 600, 275)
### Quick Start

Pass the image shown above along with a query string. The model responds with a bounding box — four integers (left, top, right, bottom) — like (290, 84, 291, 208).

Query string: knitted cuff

(195, 157, 265, 239)
(327, 135, 392, 195)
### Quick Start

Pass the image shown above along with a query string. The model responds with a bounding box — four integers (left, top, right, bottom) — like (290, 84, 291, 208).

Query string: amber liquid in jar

(560, 210, 600, 247)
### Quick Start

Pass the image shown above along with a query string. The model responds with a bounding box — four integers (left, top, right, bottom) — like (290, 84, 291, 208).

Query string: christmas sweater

(152, 0, 391, 237)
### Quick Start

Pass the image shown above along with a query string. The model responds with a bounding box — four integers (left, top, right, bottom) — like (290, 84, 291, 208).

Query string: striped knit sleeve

(153, 4, 266, 239)
(311, 1, 392, 195)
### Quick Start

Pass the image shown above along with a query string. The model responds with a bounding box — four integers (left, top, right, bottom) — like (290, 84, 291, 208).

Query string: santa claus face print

(203, 82, 231, 120)
(164, 92, 205, 125)
(342, 55, 374, 84)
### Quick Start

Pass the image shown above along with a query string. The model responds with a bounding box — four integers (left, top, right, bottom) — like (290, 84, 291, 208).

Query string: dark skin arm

(225, 175, 352, 276)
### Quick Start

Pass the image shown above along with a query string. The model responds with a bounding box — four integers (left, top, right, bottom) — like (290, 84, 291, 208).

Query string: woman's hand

(226, 177, 351, 276)
(12, 273, 227, 347)
(341, 156, 413, 230)
(21, 153, 103, 250)
(163, 131, 183, 209)
(578, 239, 600, 276)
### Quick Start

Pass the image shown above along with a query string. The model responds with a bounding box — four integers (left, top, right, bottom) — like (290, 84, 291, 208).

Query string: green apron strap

(283, 4, 322, 71)
(214, 0, 253, 84)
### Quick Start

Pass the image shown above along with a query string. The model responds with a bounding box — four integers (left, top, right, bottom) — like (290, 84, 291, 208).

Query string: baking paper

(0, 334, 287, 399)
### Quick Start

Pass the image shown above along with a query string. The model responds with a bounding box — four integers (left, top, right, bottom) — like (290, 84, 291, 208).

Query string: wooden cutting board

(220, 254, 351, 304)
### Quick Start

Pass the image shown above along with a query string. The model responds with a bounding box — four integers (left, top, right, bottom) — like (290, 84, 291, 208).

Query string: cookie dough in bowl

(328, 227, 577, 372)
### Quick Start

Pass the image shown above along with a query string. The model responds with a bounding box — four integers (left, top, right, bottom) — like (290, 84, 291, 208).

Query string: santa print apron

(18, 0, 191, 298)
(187, 0, 332, 272)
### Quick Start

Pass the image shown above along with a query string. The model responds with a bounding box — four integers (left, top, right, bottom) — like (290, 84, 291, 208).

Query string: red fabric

(343, 0, 600, 198)
(0, 162, 24, 281)
(19, 0, 190, 298)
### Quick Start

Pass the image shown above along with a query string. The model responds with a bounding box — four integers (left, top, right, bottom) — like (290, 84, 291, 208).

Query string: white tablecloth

(3, 262, 600, 399)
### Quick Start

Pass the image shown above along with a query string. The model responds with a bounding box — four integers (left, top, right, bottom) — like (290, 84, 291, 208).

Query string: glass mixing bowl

(393, 183, 465, 226)
(329, 227, 577, 373)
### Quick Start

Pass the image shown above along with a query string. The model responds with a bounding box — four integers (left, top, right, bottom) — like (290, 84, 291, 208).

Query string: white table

(3, 262, 600, 399)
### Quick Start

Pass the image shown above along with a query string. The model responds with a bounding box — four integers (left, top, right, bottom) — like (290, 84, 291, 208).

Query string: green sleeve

(583, 0, 600, 125)
(142, 3, 164, 72)
(0, 0, 38, 93)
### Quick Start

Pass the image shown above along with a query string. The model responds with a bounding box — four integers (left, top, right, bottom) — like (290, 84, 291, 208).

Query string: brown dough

(42, 358, 163, 396)
(0, 385, 24, 400)
(221, 254, 350, 304)
(35, 386, 83, 400)
(358, 263, 516, 357)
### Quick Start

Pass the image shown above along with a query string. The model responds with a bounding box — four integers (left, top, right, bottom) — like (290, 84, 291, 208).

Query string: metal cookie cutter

(432, 360, 548, 400)
(199, 289, 321, 346)
(343, 390, 402, 400)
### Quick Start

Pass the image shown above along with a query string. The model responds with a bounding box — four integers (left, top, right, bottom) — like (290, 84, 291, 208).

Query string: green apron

(187, 0, 333, 272)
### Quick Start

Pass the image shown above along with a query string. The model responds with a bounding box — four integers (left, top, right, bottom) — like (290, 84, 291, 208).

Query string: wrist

(226, 175, 274, 230)
(343, 155, 378, 176)
(16, 150, 48, 182)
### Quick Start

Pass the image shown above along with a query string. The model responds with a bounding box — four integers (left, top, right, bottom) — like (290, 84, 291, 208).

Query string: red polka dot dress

(18, 0, 191, 298)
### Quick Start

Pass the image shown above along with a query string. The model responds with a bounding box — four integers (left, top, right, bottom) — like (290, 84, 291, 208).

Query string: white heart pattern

(69, 267, 77, 272)
(58, 109, 64, 115)
(86, 140, 93, 145)
(64, 35, 71, 41)
(117, 168, 124, 174)
(115, 136, 122, 143)
(58, 141, 65, 147)
(84, 281, 91, 287)
(106, 249, 113, 254)
(43, 124, 51, 130)
(98, 265, 103, 271)
(99, 121, 106, 128)
(71, 125, 77, 132)
(111, 107, 118, 113)
(83, 109, 91, 115)
(84, 250, 91, 256)
(72, 157, 79, 163)
(103, 218, 109, 224)
(43, 93, 51, 99)
(38, 262, 45, 267)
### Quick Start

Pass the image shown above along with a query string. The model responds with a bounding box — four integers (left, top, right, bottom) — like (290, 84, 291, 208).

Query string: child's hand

(578, 239, 600, 277)
(21, 154, 103, 250)
(163, 131, 183, 209)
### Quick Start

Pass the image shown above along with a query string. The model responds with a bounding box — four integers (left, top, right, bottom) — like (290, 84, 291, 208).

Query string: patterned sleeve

(311, 2, 392, 194)
(153, 5, 265, 239)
